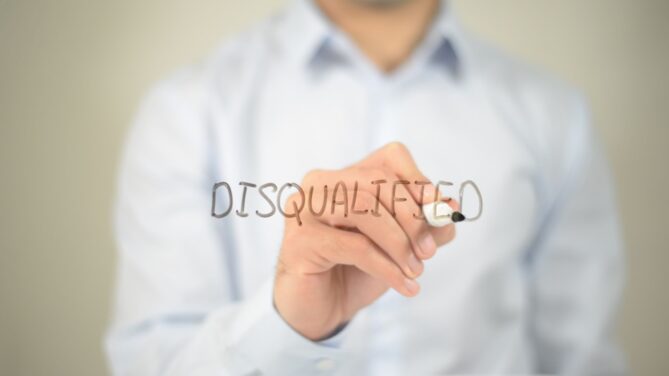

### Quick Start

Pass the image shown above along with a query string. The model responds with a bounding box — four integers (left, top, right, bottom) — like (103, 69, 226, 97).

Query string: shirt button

(315, 357, 336, 372)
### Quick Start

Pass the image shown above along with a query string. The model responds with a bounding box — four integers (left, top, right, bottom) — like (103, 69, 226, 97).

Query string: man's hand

(273, 142, 458, 340)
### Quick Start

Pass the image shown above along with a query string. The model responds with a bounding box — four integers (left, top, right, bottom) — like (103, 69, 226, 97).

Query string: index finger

(358, 142, 440, 204)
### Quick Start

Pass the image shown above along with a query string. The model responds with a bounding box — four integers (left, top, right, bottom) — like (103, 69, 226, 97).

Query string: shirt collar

(280, 0, 332, 67)
(281, 0, 463, 76)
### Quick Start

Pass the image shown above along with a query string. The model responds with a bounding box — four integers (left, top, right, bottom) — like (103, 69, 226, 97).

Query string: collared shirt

(105, 0, 625, 374)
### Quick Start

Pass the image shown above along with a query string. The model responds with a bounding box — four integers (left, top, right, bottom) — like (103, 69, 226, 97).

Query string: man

(106, 0, 625, 374)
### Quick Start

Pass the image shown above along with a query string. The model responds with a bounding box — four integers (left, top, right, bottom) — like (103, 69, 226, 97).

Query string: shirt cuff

(230, 279, 350, 375)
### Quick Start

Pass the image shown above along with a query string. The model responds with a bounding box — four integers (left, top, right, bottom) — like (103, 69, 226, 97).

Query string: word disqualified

(211, 180, 483, 226)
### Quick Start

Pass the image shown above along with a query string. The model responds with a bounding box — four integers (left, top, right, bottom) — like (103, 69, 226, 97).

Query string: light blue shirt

(106, 0, 625, 374)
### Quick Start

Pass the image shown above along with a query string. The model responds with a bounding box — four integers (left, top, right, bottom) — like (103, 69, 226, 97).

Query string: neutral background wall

(1, 0, 667, 374)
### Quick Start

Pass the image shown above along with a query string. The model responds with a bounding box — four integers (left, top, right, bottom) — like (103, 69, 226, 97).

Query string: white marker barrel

(422, 201, 454, 227)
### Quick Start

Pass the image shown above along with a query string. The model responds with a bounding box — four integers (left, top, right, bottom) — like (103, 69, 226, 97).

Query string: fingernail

(403, 278, 420, 295)
(418, 232, 436, 257)
(407, 253, 423, 277)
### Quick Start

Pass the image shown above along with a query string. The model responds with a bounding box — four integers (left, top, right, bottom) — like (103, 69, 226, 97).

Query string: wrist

(273, 277, 345, 341)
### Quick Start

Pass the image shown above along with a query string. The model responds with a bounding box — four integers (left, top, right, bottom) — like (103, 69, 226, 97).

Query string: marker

(422, 201, 466, 227)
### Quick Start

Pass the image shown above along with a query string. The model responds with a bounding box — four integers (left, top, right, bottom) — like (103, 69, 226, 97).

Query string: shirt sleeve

(105, 77, 348, 376)
(527, 96, 626, 375)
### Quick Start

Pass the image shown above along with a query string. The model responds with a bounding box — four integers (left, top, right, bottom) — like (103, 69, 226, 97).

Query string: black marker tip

(451, 211, 466, 223)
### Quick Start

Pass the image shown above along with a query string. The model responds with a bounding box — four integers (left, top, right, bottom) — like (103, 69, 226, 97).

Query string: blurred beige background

(1, 0, 667, 374)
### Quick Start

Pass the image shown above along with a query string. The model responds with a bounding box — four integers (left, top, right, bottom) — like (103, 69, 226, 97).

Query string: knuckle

(343, 235, 373, 264)
(394, 195, 420, 219)
(369, 167, 393, 182)
(352, 234, 374, 253)
(400, 220, 424, 240)
(355, 190, 377, 211)
(383, 263, 404, 287)
(332, 234, 366, 264)
(391, 232, 412, 254)
(385, 141, 408, 155)
(303, 168, 324, 184)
